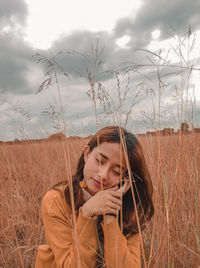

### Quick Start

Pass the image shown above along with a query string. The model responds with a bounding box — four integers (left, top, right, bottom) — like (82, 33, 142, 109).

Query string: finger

(124, 179, 131, 193)
(118, 177, 131, 194)
(124, 178, 131, 193)
(111, 203, 121, 211)
(109, 190, 122, 198)
(101, 203, 120, 215)
(107, 208, 119, 216)
(106, 200, 121, 211)
(109, 196, 122, 206)
(109, 185, 118, 191)
(117, 179, 128, 193)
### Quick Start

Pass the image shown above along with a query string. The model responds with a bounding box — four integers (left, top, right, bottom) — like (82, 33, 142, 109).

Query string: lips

(92, 178, 102, 188)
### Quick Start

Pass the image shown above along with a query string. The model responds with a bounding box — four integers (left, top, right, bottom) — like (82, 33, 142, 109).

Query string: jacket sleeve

(41, 190, 98, 268)
(101, 218, 141, 268)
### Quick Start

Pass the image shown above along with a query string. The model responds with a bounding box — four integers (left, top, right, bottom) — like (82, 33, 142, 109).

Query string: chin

(87, 188, 97, 196)
(86, 183, 97, 196)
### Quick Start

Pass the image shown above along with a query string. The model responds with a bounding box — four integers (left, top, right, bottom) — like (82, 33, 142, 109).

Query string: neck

(81, 187, 92, 201)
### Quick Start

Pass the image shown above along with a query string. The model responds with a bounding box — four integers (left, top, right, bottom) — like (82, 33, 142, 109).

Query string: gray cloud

(0, 0, 37, 95)
(114, 0, 200, 47)
(44, 29, 148, 85)
(0, 0, 27, 28)
(49, 30, 117, 81)
(0, 31, 39, 95)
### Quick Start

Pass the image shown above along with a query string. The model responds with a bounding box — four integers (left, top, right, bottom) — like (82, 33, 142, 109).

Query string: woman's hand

(81, 186, 122, 218)
(104, 178, 131, 224)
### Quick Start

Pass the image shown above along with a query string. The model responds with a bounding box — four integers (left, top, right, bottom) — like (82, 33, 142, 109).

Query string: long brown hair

(53, 125, 154, 236)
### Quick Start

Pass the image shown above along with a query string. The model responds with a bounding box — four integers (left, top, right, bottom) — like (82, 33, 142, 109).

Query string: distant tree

(162, 128, 174, 135)
(48, 132, 66, 140)
(193, 128, 200, 133)
(181, 122, 190, 133)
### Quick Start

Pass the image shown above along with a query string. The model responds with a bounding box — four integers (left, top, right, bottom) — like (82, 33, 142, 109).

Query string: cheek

(84, 158, 98, 176)
(83, 165, 87, 179)
(83, 160, 90, 178)
(109, 176, 120, 187)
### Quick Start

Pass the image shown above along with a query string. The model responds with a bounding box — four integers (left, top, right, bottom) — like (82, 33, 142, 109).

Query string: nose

(98, 166, 109, 184)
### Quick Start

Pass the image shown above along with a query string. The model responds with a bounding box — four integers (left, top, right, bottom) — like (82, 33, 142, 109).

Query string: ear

(83, 145, 91, 162)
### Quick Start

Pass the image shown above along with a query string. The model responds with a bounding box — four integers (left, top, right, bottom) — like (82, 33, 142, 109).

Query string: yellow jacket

(35, 187, 141, 268)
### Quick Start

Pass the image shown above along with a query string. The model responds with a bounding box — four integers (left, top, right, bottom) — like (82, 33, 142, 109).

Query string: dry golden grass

(0, 133, 199, 267)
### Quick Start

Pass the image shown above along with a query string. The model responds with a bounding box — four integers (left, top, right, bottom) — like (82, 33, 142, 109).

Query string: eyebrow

(99, 152, 126, 171)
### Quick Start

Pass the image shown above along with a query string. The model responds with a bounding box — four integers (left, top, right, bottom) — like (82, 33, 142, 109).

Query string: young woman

(35, 126, 154, 268)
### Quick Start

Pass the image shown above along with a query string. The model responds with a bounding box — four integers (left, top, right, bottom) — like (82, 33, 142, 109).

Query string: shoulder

(41, 185, 71, 216)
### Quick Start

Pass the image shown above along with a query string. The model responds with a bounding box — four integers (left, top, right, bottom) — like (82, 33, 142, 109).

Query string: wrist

(104, 214, 116, 224)
(105, 213, 117, 217)
(81, 204, 93, 218)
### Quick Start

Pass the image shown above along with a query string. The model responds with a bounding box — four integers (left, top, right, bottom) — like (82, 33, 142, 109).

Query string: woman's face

(83, 142, 127, 195)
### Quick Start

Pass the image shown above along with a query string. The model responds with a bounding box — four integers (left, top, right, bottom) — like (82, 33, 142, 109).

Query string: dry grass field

(0, 132, 199, 267)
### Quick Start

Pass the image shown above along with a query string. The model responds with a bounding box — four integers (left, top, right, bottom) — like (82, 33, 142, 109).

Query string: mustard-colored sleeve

(101, 218, 141, 268)
(41, 190, 98, 268)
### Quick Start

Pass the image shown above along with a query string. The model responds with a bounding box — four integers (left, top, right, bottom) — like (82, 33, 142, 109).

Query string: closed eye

(95, 158, 104, 165)
(113, 169, 128, 176)
(95, 157, 100, 163)
(112, 170, 120, 176)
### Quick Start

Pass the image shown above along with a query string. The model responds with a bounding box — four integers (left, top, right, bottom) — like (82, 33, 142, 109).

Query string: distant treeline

(143, 122, 200, 136)
(1, 123, 200, 145)
(0, 132, 92, 145)
(143, 128, 200, 137)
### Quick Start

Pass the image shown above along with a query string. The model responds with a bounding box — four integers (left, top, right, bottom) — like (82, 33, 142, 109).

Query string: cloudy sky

(0, 0, 200, 141)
